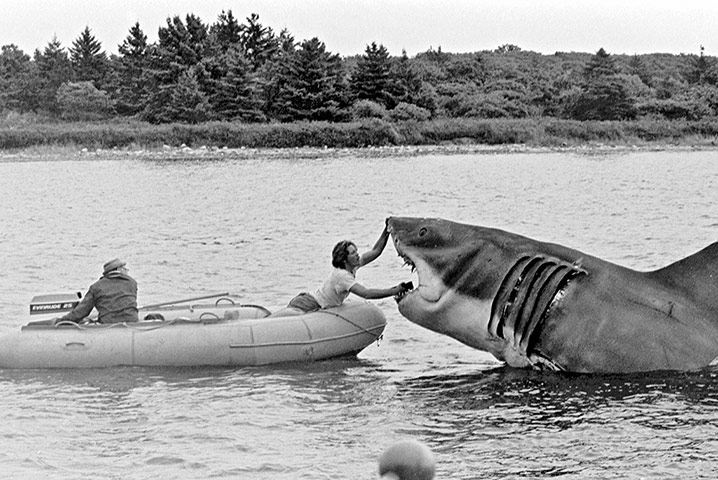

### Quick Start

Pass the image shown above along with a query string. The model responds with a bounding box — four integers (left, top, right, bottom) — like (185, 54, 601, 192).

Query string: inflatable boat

(0, 293, 386, 369)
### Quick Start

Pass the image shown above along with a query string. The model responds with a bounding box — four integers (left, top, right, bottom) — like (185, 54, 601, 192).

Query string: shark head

(388, 216, 512, 302)
(387, 216, 532, 363)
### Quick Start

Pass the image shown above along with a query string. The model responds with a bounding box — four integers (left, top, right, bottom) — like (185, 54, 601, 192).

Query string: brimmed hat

(103, 258, 126, 275)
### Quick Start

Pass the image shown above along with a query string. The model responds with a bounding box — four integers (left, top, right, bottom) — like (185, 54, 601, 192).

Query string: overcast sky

(2, 0, 717, 58)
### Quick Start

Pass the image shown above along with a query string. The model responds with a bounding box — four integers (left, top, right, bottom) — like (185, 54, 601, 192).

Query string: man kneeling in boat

(54, 258, 138, 325)
(271, 222, 411, 317)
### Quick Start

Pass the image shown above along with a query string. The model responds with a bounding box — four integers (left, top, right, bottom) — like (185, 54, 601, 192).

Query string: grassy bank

(2, 117, 718, 152)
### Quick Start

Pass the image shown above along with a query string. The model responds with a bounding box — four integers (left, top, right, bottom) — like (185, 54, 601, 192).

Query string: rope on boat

(53, 307, 385, 343)
(315, 310, 384, 346)
(55, 319, 191, 331)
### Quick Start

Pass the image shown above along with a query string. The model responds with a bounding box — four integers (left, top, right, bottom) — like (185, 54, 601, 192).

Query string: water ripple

(1, 151, 718, 478)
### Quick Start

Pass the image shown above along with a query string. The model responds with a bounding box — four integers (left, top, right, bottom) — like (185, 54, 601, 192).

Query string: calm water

(0, 149, 717, 479)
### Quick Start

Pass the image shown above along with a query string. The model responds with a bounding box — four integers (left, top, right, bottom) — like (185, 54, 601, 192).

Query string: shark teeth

(394, 289, 410, 300)
(401, 256, 416, 272)
(393, 280, 415, 304)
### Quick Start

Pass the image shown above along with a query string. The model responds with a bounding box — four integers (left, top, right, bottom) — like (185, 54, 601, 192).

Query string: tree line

(1, 10, 717, 125)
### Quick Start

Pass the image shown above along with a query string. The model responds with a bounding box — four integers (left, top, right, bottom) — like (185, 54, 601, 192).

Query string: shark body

(388, 216, 718, 373)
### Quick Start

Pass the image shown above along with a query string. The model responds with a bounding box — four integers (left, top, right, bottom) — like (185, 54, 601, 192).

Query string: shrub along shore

(2, 118, 718, 157)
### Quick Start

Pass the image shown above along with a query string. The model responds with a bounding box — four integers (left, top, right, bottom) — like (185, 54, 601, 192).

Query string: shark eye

(419, 227, 428, 237)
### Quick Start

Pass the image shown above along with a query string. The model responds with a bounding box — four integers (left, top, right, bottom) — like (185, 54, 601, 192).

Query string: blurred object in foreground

(379, 439, 435, 480)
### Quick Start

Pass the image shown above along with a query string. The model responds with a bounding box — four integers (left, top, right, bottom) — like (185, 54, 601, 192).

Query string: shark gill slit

(488, 255, 534, 337)
(489, 256, 586, 354)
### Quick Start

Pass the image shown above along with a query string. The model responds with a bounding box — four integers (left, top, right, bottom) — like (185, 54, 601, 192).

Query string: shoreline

(4, 117, 718, 160)
(2, 141, 718, 162)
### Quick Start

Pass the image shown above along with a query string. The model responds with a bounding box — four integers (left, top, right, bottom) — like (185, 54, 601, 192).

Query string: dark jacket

(60, 272, 138, 323)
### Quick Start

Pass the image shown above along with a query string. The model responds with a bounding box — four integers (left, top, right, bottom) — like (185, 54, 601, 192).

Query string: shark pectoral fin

(528, 352, 566, 371)
(502, 345, 532, 368)
(503, 342, 566, 370)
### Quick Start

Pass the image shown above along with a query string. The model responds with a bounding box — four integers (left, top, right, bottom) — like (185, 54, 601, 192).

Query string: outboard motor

(29, 292, 82, 316)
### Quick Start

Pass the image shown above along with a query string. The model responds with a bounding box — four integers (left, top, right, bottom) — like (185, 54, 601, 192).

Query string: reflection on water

(402, 366, 718, 411)
(395, 367, 718, 478)
(1, 150, 718, 479)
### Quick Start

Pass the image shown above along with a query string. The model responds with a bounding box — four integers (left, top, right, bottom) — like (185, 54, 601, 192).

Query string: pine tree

(208, 45, 264, 121)
(495, 44, 522, 54)
(33, 36, 73, 114)
(387, 50, 422, 106)
(350, 42, 393, 107)
(685, 45, 718, 85)
(114, 22, 150, 116)
(205, 11, 272, 121)
(583, 47, 619, 80)
(210, 10, 242, 52)
(118, 23, 149, 59)
(239, 13, 278, 71)
(69, 26, 108, 86)
(568, 48, 636, 120)
(0, 44, 35, 112)
(274, 37, 348, 121)
(185, 14, 210, 64)
(154, 14, 210, 81)
(260, 28, 296, 119)
(144, 68, 209, 124)
(143, 15, 211, 123)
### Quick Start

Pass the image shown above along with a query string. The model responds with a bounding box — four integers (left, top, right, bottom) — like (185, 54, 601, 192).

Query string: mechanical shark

(387, 216, 718, 373)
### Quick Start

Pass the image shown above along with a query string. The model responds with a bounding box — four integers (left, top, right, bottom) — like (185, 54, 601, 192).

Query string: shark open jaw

(389, 225, 445, 307)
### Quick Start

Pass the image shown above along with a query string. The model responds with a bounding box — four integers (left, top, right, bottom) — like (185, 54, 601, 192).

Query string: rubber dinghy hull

(0, 301, 386, 369)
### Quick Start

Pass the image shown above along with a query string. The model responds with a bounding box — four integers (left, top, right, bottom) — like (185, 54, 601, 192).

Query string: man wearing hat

(55, 258, 138, 324)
